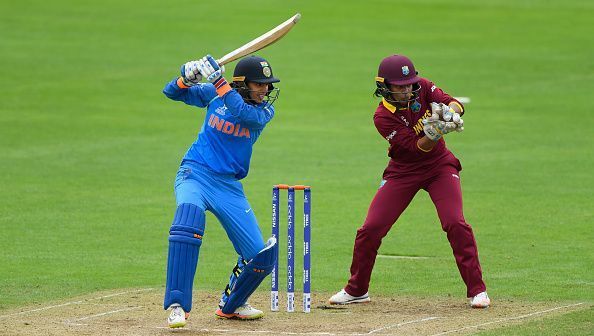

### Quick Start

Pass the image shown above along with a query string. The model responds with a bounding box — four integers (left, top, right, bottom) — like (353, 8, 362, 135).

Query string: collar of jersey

(381, 98, 407, 113)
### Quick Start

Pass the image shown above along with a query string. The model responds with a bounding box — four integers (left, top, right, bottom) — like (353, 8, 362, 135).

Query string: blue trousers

(174, 161, 265, 260)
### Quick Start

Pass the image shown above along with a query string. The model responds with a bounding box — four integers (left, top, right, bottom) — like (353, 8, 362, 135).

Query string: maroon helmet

(374, 55, 421, 105)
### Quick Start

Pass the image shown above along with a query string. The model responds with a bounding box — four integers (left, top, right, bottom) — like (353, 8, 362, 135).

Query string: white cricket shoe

(167, 304, 189, 328)
(328, 289, 370, 305)
(470, 291, 491, 308)
(215, 303, 264, 320)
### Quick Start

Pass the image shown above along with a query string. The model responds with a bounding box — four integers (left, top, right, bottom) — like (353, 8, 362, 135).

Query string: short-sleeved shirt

(373, 77, 464, 179)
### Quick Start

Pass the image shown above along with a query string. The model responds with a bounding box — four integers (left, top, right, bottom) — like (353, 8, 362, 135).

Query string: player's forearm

(417, 137, 438, 152)
(163, 78, 188, 100)
(163, 78, 210, 108)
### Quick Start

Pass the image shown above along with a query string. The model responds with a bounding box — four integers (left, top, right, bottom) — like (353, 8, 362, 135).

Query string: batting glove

(180, 61, 203, 86)
(197, 55, 225, 83)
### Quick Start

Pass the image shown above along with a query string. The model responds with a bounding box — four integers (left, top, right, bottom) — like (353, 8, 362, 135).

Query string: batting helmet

(374, 55, 421, 105)
(231, 55, 280, 106)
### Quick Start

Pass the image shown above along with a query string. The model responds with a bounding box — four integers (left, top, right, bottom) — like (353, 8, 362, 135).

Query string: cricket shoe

(167, 304, 190, 328)
(328, 289, 370, 305)
(470, 291, 491, 308)
(215, 303, 264, 320)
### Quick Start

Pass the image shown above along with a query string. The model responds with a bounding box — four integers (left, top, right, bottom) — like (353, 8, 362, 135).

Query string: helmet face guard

(374, 77, 421, 105)
(231, 79, 280, 108)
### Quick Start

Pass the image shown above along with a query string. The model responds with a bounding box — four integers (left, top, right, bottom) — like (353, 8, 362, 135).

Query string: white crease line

(367, 316, 440, 334)
(0, 300, 85, 318)
(155, 328, 337, 335)
(93, 288, 154, 299)
(377, 255, 430, 260)
(0, 288, 154, 319)
(429, 302, 586, 336)
(155, 316, 439, 336)
(64, 306, 143, 325)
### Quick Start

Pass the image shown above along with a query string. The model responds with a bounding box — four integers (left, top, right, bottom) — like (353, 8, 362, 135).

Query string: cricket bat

(216, 13, 301, 66)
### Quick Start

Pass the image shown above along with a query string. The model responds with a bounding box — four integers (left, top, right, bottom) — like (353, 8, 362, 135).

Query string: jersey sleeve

(424, 79, 465, 115)
(374, 114, 422, 153)
(162, 78, 217, 108)
(221, 90, 274, 128)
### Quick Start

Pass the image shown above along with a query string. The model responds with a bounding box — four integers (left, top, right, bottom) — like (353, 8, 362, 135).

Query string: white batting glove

(197, 55, 225, 83)
(180, 61, 202, 86)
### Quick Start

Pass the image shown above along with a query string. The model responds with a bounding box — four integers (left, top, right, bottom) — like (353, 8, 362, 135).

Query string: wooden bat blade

(216, 13, 301, 66)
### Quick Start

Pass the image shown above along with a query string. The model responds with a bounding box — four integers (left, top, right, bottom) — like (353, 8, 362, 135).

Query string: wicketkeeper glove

(422, 119, 458, 141)
(430, 102, 464, 132)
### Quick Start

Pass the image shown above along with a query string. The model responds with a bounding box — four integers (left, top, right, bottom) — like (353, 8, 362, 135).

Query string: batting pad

(219, 257, 249, 309)
(164, 203, 205, 312)
(221, 237, 277, 314)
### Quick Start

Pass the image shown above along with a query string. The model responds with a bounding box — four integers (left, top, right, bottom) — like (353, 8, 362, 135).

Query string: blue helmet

(231, 55, 280, 105)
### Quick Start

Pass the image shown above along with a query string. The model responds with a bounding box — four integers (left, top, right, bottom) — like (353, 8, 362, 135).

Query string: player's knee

(242, 240, 266, 261)
(440, 218, 470, 233)
(169, 203, 205, 246)
(357, 223, 389, 242)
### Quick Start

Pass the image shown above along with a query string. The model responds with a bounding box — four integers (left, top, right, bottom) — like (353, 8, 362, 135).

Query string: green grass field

(1, 0, 592, 334)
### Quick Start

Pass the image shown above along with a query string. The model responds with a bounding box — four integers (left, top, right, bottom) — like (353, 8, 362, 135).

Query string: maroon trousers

(345, 162, 486, 298)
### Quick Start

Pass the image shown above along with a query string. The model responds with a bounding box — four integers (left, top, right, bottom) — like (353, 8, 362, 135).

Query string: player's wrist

(177, 77, 192, 89)
(449, 101, 464, 114)
(423, 121, 443, 141)
(214, 77, 232, 96)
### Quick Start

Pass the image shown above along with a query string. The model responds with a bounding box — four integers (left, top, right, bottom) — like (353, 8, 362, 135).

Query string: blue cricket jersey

(163, 79, 275, 180)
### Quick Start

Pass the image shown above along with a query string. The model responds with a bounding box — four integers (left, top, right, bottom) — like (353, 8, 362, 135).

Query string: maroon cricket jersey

(374, 77, 465, 179)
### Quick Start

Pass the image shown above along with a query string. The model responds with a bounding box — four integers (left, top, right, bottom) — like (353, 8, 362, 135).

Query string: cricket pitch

(0, 288, 588, 336)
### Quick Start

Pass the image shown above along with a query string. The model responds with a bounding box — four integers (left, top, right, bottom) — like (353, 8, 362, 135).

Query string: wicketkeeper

(328, 55, 490, 308)
(162, 55, 281, 328)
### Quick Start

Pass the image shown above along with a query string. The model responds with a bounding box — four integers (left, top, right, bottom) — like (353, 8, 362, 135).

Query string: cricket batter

(328, 55, 490, 308)
(162, 55, 280, 328)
